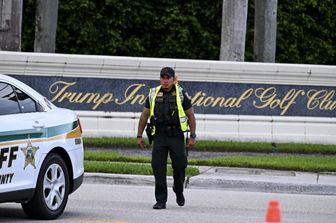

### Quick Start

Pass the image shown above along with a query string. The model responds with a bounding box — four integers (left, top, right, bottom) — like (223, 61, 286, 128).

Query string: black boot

(173, 186, 185, 206)
(153, 203, 166, 209)
(176, 193, 185, 206)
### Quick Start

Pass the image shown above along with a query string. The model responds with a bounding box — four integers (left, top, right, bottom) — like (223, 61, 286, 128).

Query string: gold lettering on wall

(236, 88, 253, 108)
(307, 90, 336, 110)
(49, 81, 113, 110)
(47, 80, 336, 115)
(115, 84, 146, 105)
(253, 87, 305, 115)
(191, 88, 253, 108)
(49, 81, 76, 102)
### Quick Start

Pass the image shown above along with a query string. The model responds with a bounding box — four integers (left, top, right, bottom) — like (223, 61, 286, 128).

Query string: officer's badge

(171, 91, 176, 96)
(21, 138, 39, 170)
(157, 92, 163, 97)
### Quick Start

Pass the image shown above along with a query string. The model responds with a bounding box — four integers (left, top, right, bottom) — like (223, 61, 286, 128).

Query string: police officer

(137, 67, 196, 209)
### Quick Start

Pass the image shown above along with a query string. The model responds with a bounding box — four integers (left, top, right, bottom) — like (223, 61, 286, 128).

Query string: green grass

(85, 150, 336, 173)
(189, 156, 336, 172)
(84, 137, 136, 148)
(195, 141, 336, 154)
(84, 161, 199, 177)
(85, 151, 150, 163)
(84, 137, 336, 154)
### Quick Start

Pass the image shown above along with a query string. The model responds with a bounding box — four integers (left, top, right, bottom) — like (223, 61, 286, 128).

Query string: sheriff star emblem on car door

(21, 139, 39, 170)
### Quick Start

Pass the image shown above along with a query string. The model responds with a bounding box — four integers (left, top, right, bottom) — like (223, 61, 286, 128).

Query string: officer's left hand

(187, 138, 196, 149)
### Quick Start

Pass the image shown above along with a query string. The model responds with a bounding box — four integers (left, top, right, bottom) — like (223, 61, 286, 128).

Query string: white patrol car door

(0, 82, 46, 193)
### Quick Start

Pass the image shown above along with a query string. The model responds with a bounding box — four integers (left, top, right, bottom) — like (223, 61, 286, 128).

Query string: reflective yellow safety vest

(149, 84, 188, 135)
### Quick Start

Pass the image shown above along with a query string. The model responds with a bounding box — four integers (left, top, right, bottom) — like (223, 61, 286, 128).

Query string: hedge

(22, 0, 335, 65)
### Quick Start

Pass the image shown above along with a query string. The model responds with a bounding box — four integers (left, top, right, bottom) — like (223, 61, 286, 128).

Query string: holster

(145, 123, 154, 144)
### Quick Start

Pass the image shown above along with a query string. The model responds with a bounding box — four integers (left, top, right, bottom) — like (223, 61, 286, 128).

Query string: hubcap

(43, 163, 65, 210)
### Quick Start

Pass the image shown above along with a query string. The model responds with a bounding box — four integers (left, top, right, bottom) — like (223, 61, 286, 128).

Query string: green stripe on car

(0, 121, 78, 143)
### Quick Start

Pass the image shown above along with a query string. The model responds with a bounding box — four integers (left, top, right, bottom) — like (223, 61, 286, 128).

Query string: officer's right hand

(137, 137, 145, 149)
(187, 138, 195, 149)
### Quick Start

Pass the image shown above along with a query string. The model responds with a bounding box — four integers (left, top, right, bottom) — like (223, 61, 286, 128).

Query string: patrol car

(0, 74, 84, 219)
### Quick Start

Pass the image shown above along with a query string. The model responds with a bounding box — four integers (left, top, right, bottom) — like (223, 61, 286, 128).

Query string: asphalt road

(1, 183, 336, 223)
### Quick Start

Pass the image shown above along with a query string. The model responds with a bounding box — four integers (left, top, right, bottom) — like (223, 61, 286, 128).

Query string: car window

(14, 87, 40, 113)
(0, 82, 20, 115)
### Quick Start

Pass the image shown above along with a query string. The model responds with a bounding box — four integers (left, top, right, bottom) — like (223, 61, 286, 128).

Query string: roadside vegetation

(23, 0, 335, 65)
(84, 137, 336, 154)
(84, 137, 336, 175)
(85, 161, 200, 177)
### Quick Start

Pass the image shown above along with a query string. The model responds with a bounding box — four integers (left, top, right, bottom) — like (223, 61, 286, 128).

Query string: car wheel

(22, 153, 70, 220)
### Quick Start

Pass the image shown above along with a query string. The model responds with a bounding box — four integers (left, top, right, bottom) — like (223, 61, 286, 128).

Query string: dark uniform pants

(152, 132, 187, 204)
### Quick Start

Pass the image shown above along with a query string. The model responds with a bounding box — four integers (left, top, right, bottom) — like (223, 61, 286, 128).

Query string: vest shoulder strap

(149, 86, 160, 103)
(177, 85, 184, 103)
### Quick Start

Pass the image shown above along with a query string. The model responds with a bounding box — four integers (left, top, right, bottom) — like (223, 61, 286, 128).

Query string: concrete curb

(84, 167, 336, 196)
(187, 177, 336, 195)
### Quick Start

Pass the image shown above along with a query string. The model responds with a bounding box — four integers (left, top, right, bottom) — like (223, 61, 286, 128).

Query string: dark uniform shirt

(145, 85, 192, 130)
(144, 85, 192, 111)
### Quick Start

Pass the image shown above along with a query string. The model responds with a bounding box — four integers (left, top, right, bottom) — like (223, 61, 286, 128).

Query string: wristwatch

(190, 133, 196, 139)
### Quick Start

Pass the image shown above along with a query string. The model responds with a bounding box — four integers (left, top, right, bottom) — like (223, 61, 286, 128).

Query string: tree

(0, 0, 23, 51)
(34, 0, 59, 52)
(254, 0, 277, 62)
(220, 0, 248, 61)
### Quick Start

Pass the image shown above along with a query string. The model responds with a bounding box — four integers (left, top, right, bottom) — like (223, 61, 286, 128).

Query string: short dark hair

(160, 67, 175, 78)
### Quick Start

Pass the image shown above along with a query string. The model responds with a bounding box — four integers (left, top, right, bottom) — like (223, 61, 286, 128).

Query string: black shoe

(176, 193, 185, 206)
(153, 203, 166, 209)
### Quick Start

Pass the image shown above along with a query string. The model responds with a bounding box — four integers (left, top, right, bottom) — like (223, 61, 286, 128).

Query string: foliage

(22, 0, 335, 64)
(84, 150, 336, 173)
(189, 155, 336, 172)
(22, 0, 35, 52)
(276, 0, 335, 64)
(85, 150, 151, 163)
(54, 0, 221, 59)
(84, 137, 140, 149)
(84, 137, 336, 154)
(84, 160, 200, 176)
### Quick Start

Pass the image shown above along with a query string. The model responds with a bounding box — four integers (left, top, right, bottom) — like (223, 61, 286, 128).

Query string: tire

(22, 153, 70, 220)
